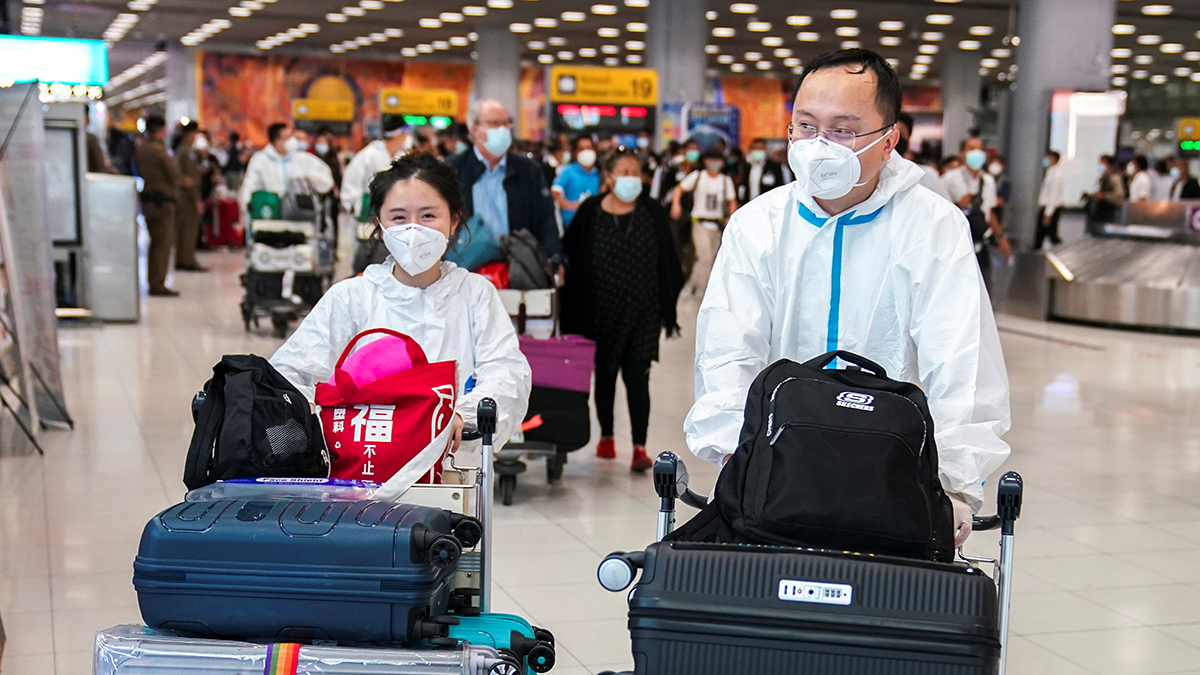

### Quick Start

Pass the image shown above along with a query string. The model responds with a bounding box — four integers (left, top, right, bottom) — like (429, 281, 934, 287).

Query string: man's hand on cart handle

(949, 493, 973, 546)
(451, 413, 465, 452)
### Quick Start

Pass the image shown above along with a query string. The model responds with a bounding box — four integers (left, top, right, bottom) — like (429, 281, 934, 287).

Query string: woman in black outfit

(562, 148, 685, 472)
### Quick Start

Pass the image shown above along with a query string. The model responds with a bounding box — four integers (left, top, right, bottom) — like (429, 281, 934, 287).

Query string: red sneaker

(596, 437, 616, 459)
(631, 446, 653, 473)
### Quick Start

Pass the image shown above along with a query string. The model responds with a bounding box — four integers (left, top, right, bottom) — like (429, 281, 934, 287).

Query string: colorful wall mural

(718, 75, 793, 146)
(198, 52, 473, 151)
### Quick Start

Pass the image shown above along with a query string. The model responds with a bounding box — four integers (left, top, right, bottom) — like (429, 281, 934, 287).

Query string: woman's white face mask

(787, 130, 892, 201)
(382, 224, 448, 276)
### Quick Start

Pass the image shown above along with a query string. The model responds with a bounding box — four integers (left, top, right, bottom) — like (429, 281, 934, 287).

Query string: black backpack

(184, 355, 329, 490)
(505, 229, 554, 290)
(683, 350, 955, 563)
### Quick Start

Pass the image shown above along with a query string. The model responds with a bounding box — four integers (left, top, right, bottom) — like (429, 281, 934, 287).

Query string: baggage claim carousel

(1045, 201, 1200, 333)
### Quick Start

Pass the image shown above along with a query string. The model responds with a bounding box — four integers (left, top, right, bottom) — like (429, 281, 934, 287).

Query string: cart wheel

(271, 316, 289, 339)
(546, 451, 565, 483)
(488, 660, 521, 675)
(499, 474, 517, 506)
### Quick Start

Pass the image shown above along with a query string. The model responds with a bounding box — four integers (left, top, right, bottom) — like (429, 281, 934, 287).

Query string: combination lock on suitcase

(134, 499, 480, 643)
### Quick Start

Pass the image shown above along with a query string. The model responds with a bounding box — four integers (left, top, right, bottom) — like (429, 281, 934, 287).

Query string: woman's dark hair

(797, 48, 902, 126)
(572, 134, 595, 154)
(1134, 155, 1149, 172)
(602, 146, 641, 176)
(367, 151, 466, 235)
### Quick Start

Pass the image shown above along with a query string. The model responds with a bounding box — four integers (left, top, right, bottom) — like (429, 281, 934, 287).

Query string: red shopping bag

(314, 328, 457, 498)
(476, 261, 510, 289)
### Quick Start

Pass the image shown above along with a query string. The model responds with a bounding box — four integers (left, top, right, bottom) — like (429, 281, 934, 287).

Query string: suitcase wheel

(428, 535, 462, 568)
(488, 661, 521, 675)
(451, 516, 483, 549)
(498, 474, 517, 506)
(546, 450, 565, 483)
(527, 643, 555, 673)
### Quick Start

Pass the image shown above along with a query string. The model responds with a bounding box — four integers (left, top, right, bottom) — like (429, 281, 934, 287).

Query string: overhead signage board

(380, 88, 459, 117)
(0, 36, 108, 87)
(549, 66, 658, 106)
(292, 99, 354, 122)
(1178, 117, 1200, 142)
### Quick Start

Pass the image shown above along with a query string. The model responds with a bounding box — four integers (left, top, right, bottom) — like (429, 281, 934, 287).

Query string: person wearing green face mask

(737, 137, 787, 205)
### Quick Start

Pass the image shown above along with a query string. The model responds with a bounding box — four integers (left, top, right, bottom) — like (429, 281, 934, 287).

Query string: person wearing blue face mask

(552, 135, 601, 227)
(446, 99, 564, 282)
(941, 136, 1011, 278)
(561, 148, 685, 473)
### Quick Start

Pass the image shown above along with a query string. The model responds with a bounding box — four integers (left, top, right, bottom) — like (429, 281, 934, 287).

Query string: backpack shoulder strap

(183, 378, 225, 490)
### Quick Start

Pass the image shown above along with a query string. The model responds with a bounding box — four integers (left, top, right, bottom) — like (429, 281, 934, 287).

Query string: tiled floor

(3, 249, 1200, 674)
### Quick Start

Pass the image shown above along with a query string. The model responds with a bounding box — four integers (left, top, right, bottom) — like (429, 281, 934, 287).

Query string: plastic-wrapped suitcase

(94, 624, 523, 675)
(134, 500, 478, 643)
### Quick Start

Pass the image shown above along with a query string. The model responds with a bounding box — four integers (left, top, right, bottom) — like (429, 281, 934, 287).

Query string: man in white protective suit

(340, 114, 411, 220)
(238, 123, 335, 214)
(684, 48, 1010, 546)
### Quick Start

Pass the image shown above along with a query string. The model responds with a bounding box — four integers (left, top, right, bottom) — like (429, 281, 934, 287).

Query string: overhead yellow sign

(1179, 117, 1200, 142)
(292, 99, 354, 122)
(380, 88, 459, 117)
(549, 66, 658, 106)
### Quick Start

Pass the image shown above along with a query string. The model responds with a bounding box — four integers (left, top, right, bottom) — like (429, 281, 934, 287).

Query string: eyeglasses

(788, 122, 894, 149)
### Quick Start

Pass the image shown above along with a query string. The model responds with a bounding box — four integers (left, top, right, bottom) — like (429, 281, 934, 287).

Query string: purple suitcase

(518, 335, 595, 393)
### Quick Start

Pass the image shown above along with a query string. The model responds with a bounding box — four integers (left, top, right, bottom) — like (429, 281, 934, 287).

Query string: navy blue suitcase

(134, 499, 478, 644)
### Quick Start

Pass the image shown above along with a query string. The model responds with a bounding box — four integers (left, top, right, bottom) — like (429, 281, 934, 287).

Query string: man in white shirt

(671, 148, 739, 296)
(238, 123, 335, 216)
(1035, 150, 1065, 248)
(1127, 155, 1153, 202)
(940, 136, 1010, 279)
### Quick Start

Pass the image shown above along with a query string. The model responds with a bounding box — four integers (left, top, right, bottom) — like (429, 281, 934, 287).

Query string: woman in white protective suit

(271, 151, 531, 454)
(684, 48, 1011, 547)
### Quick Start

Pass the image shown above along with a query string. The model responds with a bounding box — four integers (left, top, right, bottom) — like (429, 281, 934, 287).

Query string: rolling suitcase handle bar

(961, 471, 1023, 675)
(476, 398, 498, 614)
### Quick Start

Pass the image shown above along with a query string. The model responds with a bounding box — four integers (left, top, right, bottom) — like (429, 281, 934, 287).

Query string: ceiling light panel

(598, 26, 619, 37)
(730, 3, 757, 13)
(787, 15, 811, 26)
(1112, 24, 1135, 35)
(927, 14, 953, 25)
(879, 21, 904, 31)
(830, 9, 857, 20)
(797, 32, 819, 42)
(835, 26, 859, 37)
(1137, 35, 1162, 45)
(464, 6, 487, 16)
(561, 11, 586, 21)
(592, 4, 617, 15)
(969, 26, 993, 36)
(880, 36, 901, 46)
(712, 26, 735, 38)
(626, 21, 647, 32)
(548, 36, 567, 46)
(747, 21, 771, 32)
(762, 36, 783, 47)
(1142, 4, 1172, 16)
(922, 32, 944, 41)
(534, 17, 558, 28)
(958, 40, 981, 50)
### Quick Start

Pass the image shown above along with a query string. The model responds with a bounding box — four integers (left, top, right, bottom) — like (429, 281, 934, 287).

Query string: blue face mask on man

(965, 149, 987, 171)
(482, 126, 512, 157)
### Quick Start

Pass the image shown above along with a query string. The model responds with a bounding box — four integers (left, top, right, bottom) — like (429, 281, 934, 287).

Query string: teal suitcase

(443, 613, 555, 674)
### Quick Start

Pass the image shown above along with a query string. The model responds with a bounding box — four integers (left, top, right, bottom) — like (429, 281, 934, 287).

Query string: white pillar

(165, 45, 198, 126)
(942, 48, 983, 157)
(472, 25, 521, 121)
(647, 0, 708, 146)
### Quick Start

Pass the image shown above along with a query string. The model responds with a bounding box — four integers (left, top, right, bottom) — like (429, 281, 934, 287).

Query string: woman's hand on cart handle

(451, 413, 465, 452)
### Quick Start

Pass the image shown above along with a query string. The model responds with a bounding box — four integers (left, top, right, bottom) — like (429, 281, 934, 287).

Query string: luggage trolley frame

(240, 192, 337, 338)
(597, 452, 1024, 675)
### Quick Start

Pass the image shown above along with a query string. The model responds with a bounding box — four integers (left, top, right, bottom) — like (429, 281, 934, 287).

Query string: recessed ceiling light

(330, 45, 346, 53)
(712, 27, 735, 38)
(910, 73, 925, 80)
(1011, 36, 1021, 45)
(730, 3, 757, 13)
(548, 36, 567, 46)
(579, 47, 597, 57)
(291, 28, 310, 37)
(914, 54, 933, 64)
(326, 12, 347, 22)
(1111, 47, 1132, 58)
(605, 57, 619, 66)
(879, 21, 904, 31)
(1112, 24, 1135, 35)
(784, 57, 800, 67)
(302, 23, 321, 33)
(969, 25, 993, 36)
(562, 11, 586, 21)
(918, 44, 939, 54)
(450, 36, 468, 46)
(793, 66, 804, 74)
(1186, 51, 1200, 61)
(360, 0, 384, 8)
(756, 61, 772, 70)
(626, 53, 642, 63)
(625, 0, 649, 7)
(840, 40, 860, 49)
(797, 32, 819, 42)
(440, 12, 464, 22)
(626, 21, 647, 32)
(705, 44, 719, 54)
(487, 0, 512, 7)
(880, 36, 901, 46)
(1132, 69, 1149, 78)
(229, 7, 252, 17)
(463, 6, 487, 16)
(417, 43, 433, 53)
(528, 40, 546, 49)
(927, 14, 953, 25)
(980, 58, 999, 68)
(343, 6, 366, 16)
(1174, 66, 1192, 76)
(774, 48, 792, 57)
(419, 18, 442, 28)
(433, 40, 450, 49)
(1143, 4, 1172, 16)
(958, 40, 981, 50)
(598, 27, 619, 37)
(402, 47, 418, 57)
(1151, 74, 1168, 83)
(241, 0, 264, 9)
(537, 53, 553, 64)
(469, 32, 478, 40)
(557, 50, 574, 60)
(912, 63, 929, 72)
(762, 36, 783, 47)
(830, 9, 856, 20)
(355, 36, 372, 45)
(626, 40, 645, 50)
(1110, 76, 1126, 86)
(1134, 54, 1153, 64)
(747, 21, 771, 32)
(706, 10, 718, 20)
(593, 4, 617, 15)
(601, 44, 619, 54)
(835, 26, 859, 37)
(1137, 34, 1162, 45)
(718, 54, 734, 64)
(509, 22, 531, 33)
(922, 32, 944, 41)
(1162, 43, 1184, 54)
(731, 63, 746, 72)
(991, 48, 1010, 57)
(534, 17, 558, 28)
(787, 15, 811, 26)
(743, 51, 762, 61)
(1111, 64, 1129, 74)
(1192, 72, 1200, 82)
(885, 58, 900, 68)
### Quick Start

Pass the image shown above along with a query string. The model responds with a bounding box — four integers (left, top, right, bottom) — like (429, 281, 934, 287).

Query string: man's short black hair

(267, 122, 288, 144)
(797, 48, 902, 126)
(1134, 155, 1149, 171)
(144, 115, 166, 134)
(750, 137, 767, 146)
(701, 147, 724, 161)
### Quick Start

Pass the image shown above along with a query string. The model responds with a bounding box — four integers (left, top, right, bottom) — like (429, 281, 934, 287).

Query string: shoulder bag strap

(183, 379, 226, 490)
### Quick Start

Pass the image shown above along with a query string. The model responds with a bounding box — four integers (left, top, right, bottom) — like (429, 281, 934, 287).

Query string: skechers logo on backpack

(836, 391, 875, 411)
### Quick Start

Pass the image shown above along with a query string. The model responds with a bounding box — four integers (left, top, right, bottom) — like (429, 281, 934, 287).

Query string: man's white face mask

(787, 131, 892, 201)
(382, 223, 448, 276)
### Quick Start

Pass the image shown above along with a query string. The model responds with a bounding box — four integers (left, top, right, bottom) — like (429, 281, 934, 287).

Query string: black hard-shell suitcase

(625, 542, 999, 674)
(134, 499, 476, 644)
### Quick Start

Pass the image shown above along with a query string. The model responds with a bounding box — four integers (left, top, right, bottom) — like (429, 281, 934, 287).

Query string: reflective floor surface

(2, 250, 1200, 674)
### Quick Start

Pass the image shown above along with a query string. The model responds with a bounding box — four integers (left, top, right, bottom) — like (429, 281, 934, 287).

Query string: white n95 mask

(382, 224, 448, 276)
(788, 132, 892, 201)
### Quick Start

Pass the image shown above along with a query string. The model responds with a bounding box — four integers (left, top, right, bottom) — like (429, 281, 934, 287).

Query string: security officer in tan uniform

(174, 121, 207, 272)
(135, 115, 181, 297)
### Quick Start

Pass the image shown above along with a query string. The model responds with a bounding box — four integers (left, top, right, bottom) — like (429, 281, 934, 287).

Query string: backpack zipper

(768, 421, 924, 458)
(765, 377, 797, 438)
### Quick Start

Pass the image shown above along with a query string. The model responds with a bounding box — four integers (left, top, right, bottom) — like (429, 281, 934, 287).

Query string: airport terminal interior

(3, 0, 1200, 674)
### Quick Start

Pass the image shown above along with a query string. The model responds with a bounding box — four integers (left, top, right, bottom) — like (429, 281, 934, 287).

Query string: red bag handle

(333, 328, 430, 371)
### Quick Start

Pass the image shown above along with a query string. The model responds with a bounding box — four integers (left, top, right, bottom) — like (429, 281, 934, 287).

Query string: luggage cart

(240, 192, 336, 338)
(597, 452, 1024, 675)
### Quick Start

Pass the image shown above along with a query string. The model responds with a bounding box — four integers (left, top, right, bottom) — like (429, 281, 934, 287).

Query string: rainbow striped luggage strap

(264, 643, 302, 675)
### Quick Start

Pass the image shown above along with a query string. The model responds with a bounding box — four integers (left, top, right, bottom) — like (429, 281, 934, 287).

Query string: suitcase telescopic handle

(970, 471, 1023, 534)
(476, 398, 498, 614)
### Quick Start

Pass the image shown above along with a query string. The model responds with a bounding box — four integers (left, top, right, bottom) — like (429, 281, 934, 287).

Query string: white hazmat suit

(238, 145, 336, 210)
(270, 259, 532, 457)
(684, 153, 1010, 511)
(341, 140, 399, 219)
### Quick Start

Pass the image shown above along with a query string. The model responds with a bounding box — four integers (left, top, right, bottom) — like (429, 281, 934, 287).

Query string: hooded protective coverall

(238, 145, 336, 211)
(341, 140, 398, 219)
(270, 259, 532, 460)
(684, 153, 1010, 511)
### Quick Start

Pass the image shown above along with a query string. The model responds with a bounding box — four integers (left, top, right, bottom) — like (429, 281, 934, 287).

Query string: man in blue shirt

(552, 135, 600, 227)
